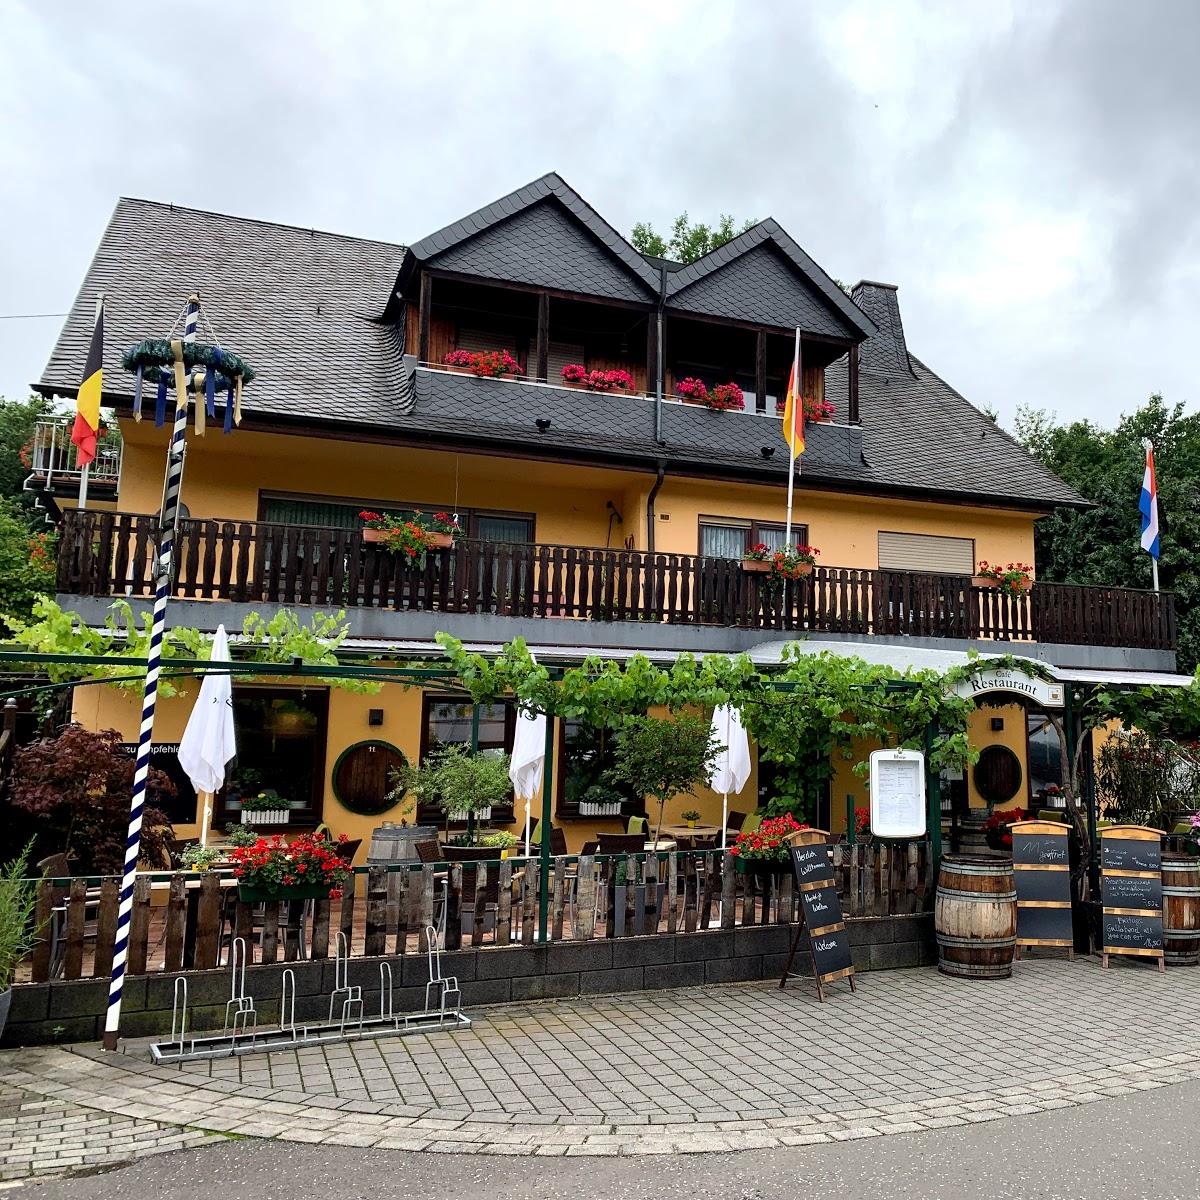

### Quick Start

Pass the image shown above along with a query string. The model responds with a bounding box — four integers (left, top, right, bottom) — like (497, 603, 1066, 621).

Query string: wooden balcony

(55, 510, 1178, 651)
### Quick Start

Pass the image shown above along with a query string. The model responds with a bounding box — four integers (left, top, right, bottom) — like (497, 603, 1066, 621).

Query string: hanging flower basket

(742, 558, 773, 575)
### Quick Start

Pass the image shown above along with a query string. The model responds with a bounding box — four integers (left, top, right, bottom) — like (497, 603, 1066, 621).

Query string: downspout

(654, 264, 666, 447)
(646, 460, 666, 555)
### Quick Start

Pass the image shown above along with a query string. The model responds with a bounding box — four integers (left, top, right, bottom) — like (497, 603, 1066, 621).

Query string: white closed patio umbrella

(509, 708, 548, 856)
(708, 703, 751, 852)
(178, 624, 236, 847)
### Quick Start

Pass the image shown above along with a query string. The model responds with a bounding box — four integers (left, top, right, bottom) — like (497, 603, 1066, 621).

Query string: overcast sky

(1, 0, 1195, 429)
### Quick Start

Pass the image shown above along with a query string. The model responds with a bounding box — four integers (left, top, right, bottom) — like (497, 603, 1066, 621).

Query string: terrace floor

(3, 957, 1200, 1178)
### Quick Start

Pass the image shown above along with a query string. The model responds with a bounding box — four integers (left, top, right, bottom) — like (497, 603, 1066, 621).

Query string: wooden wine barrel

(957, 811, 991, 855)
(935, 854, 1018, 979)
(1162, 854, 1200, 967)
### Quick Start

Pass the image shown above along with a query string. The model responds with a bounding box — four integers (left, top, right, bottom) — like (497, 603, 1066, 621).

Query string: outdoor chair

(440, 847, 505, 940)
(37, 853, 102, 979)
(412, 841, 449, 937)
(532, 827, 568, 856)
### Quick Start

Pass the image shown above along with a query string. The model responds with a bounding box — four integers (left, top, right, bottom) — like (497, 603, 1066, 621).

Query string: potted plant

(578, 782, 625, 818)
(675, 377, 710, 406)
(742, 543, 776, 574)
(443, 349, 519, 379)
(730, 813, 809, 879)
(771, 544, 820, 579)
(434, 745, 512, 824)
(704, 382, 745, 412)
(180, 844, 223, 872)
(230, 831, 351, 902)
(223, 822, 258, 849)
(481, 830, 520, 859)
(359, 510, 392, 545)
(426, 511, 461, 549)
(561, 363, 588, 388)
(775, 396, 836, 422)
(853, 806, 872, 845)
(610, 714, 720, 845)
(681, 808, 701, 830)
(1182, 813, 1200, 857)
(240, 789, 291, 826)
(561, 365, 636, 393)
(973, 561, 1034, 597)
(0, 842, 38, 1040)
(983, 806, 1026, 851)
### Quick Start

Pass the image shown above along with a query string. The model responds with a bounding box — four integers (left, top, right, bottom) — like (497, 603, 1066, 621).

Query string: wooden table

(659, 823, 722, 839)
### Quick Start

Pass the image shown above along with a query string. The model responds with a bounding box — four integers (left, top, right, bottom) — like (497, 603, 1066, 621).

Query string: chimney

(849, 281, 914, 379)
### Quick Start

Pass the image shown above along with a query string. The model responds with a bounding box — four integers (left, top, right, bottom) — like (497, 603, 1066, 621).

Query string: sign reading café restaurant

(954, 667, 1064, 708)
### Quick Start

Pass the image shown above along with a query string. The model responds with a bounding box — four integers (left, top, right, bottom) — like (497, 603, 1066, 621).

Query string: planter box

(242, 808, 290, 825)
(363, 528, 388, 544)
(579, 800, 623, 817)
(972, 575, 999, 589)
(426, 531, 454, 549)
(741, 559, 773, 574)
(446, 806, 492, 823)
(237, 882, 331, 903)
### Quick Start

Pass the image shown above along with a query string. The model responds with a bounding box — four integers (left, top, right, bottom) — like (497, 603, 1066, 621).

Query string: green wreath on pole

(121, 338, 257, 389)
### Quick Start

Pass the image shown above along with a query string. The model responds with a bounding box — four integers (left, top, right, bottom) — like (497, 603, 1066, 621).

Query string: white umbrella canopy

(708, 703, 751, 851)
(509, 708, 548, 856)
(177, 625, 236, 846)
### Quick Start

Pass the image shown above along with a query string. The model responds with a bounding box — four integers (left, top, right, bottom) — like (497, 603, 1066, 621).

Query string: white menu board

(868, 749, 927, 838)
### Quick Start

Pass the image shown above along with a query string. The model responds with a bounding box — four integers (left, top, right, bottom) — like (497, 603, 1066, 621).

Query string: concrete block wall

(2, 914, 935, 1047)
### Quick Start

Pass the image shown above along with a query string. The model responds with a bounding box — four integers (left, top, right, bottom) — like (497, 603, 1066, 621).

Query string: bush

(10, 727, 175, 873)
(1095, 732, 1200, 830)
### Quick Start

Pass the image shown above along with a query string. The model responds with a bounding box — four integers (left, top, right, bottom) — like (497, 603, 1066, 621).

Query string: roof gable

(405, 172, 658, 302)
(666, 220, 872, 340)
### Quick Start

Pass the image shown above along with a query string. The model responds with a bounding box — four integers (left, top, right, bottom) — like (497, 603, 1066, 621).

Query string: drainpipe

(646, 460, 666, 555)
(654, 265, 666, 447)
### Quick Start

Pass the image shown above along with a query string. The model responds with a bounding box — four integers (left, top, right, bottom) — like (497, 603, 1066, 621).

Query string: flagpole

(785, 328, 800, 543)
(103, 292, 199, 1051)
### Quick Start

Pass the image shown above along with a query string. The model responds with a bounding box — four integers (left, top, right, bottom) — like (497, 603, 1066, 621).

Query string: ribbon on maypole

(103, 295, 255, 1050)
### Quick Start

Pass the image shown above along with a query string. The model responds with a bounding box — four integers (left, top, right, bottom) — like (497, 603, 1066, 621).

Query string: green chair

(741, 811, 763, 834)
(1173, 820, 1194, 835)
(1037, 809, 1066, 823)
(626, 815, 649, 837)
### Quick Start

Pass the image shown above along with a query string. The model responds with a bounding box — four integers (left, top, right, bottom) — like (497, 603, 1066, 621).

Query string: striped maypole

(102, 294, 200, 1050)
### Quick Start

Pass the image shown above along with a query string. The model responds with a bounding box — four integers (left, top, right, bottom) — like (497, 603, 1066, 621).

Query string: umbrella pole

(102, 294, 198, 1051)
(538, 716, 555, 943)
(199, 791, 212, 847)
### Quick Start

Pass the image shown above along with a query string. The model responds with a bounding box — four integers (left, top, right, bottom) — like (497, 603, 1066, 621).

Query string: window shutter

(547, 341, 585, 381)
(457, 328, 518, 355)
(877, 531, 974, 575)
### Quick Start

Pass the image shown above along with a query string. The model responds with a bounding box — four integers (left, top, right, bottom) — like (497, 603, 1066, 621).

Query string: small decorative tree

(391, 744, 513, 837)
(10, 726, 175, 873)
(610, 714, 720, 844)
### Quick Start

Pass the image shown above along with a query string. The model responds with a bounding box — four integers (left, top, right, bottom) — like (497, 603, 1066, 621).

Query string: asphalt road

(27, 1077, 1200, 1200)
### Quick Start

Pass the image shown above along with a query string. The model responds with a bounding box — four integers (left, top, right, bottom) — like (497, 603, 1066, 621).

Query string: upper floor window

(877, 531, 975, 575)
(698, 517, 806, 559)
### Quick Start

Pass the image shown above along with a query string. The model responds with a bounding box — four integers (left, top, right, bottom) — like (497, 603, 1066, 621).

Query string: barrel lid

(942, 853, 1013, 866)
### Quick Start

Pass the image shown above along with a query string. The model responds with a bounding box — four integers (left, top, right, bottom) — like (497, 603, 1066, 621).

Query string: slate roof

(37, 196, 1087, 512)
(396, 172, 658, 303)
(38, 198, 407, 426)
(666, 220, 873, 340)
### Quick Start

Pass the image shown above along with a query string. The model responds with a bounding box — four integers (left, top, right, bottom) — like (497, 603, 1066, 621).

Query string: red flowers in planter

(561, 364, 635, 392)
(443, 350, 520, 378)
(230, 831, 351, 897)
(982, 807, 1026, 851)
(728, 813, 809, 861)
(676, 378, 745, 411)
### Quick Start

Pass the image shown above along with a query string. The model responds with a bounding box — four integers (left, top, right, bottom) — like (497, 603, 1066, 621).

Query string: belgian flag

(71, 298, 103, 467)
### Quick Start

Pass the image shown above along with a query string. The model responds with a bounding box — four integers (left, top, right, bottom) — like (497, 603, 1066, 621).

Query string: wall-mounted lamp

(990, 717, 1004, 732)
(760, 446, 776, 459)
(535, 418, 552, 433)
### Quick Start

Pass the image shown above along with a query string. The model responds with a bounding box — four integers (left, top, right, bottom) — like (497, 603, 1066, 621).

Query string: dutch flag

(1140, 439, 1160, 561)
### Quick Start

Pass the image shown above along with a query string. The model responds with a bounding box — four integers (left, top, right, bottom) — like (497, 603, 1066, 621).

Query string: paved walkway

(3, 958, 1200, 1183)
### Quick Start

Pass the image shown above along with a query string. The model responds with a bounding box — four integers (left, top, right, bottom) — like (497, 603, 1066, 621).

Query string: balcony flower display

(675, 376, 709, 405)
(230, 830, 351, 902)
(775, 395, 836, 422)
(443, 349, 520, 378)
(426, 511, 461, 549)
(359, 510, 442, 562)
(730, 813, 809, 877)
(561, 364, 635, 393)
(973, 561, 1033, 597)
(743, 543, 820, 579)
(707, 382, 745, 412)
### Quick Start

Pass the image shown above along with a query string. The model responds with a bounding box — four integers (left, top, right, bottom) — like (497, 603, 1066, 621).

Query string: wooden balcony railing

(54, 510, 1178, 650)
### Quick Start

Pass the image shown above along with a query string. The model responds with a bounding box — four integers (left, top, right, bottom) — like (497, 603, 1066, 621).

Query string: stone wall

(2, 914, 934, 1047)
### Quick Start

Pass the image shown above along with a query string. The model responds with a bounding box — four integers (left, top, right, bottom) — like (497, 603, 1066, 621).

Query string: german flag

(71, 298, 103, 467)
(780, 359, 805, 458)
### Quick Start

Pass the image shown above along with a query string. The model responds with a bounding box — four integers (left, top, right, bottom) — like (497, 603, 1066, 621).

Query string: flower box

(237, 882, 331, 903)
(363, 528, 388, 544)
(791, 563, 814, 577)
(242, 808, 289, 825)
(447, 806, 492, 823)
(972, 575, 999, 589)
(579, 800, 623, 817)
(426, 531, 454, 549)
(742, 559, 773, 574)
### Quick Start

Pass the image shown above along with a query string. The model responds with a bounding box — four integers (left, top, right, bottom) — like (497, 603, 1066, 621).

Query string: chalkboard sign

(1013, 835, 1069, 868)
(1102, 912, 1164, 953)
(1011, 822, 1074, 958)
(781, 831, 856, 1002)
(1100, 826, 1165, 971)
(789, 844, 834, 888)
(1102, 874, 1163, 911)
(1101, 838, 1161, 873)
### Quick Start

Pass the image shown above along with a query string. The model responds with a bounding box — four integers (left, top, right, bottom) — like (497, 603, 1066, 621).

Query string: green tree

(1012, 394, 1200, 673)
(631, 212, 757, 264)
(0, 394, 51, 506)
(0, 497, 55, 629)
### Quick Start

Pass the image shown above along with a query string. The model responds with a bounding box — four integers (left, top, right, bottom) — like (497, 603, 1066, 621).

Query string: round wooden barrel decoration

(1162, 854, 1200, 967)
(973, 745, 1023, 807)
(332, 739, 407, 816)
(935, 854, 1018, 979)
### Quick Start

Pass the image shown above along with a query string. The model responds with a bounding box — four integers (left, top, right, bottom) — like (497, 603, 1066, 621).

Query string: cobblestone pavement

(3, 959, 1200, 1183)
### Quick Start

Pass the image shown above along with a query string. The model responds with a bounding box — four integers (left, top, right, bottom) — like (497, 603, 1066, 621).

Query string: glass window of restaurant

(419, 695, 516, 825)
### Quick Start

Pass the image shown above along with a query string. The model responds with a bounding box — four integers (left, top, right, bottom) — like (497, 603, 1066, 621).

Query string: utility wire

(0, 311, 69, 320)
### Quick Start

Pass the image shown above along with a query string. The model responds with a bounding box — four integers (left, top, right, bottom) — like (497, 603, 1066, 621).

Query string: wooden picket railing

(23, 843, 934, 982)
(54, 510, 1177, 649)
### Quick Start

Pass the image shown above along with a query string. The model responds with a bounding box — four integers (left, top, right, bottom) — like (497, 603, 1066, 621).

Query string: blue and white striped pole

(103, 294, 199, 1050)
